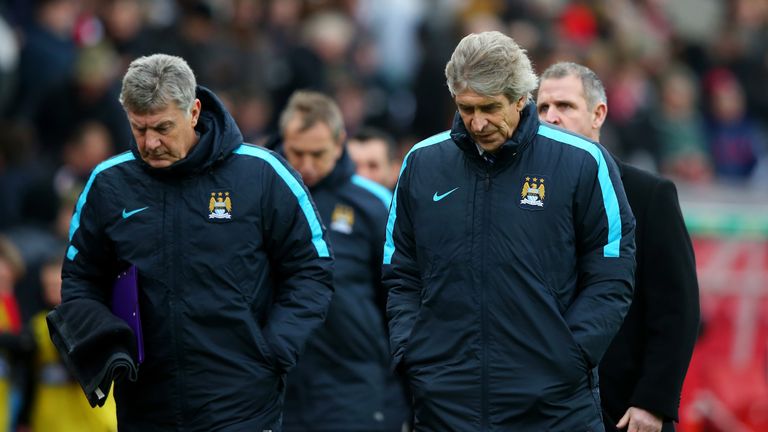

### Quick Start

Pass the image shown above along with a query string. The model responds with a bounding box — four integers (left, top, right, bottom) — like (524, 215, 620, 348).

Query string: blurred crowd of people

(0, 0, 766, 430)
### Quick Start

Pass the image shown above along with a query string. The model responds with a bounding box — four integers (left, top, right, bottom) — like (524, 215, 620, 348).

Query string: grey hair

(445, 31, 538, 102)
(540, 62, 607, 109)
(278, 91, 345, 142)
(119, 54, 197, 115)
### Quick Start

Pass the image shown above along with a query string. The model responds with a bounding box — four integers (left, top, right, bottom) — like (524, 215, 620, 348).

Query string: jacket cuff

(630, 384, 680, 422)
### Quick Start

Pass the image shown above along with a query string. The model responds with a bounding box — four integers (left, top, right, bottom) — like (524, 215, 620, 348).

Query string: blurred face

(41, 261, 63, 307)
(0, 260, 13, 295)
(537, 75, 605, 141)
(348, 138, 395, 188)
(66, 124, 113, 175)
(455, 89, 526, 153)
(283, 117, 343, 187)
(127, 99, 201, 168)
(711, 82, 745, 123)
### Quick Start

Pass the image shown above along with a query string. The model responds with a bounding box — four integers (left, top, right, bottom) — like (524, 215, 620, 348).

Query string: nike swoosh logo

(433, 187, 459, 202)
(122, 207, 148, 219)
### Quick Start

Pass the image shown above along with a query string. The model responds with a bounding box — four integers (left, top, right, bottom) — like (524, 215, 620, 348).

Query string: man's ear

(516, 96, 527, 112)
(190, 99, 202, 127)
(592, 102, 607, 130)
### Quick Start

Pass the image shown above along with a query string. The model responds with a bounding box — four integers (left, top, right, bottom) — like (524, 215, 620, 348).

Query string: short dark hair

(349, 127, 397, 162)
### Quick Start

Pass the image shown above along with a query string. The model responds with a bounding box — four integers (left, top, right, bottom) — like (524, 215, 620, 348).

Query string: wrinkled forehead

(127, 104, 185, 125)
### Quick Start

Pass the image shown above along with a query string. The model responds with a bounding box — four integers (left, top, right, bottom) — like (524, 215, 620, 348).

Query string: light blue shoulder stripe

(234, 144, 330, 257)
(351, 175, 393, 208)
(67, 151, 136, 260)
(537, 124, 622, 257)
(384, 130, 451, 264)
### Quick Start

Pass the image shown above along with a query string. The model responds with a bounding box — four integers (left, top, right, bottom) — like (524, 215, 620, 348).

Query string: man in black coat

(537, 62, 700, 432)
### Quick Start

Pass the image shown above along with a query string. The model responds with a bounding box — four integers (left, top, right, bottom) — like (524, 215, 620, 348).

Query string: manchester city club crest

(330, 204, 355, 234)
(519, 175, 547, 210)
(209, 191, 232, 219)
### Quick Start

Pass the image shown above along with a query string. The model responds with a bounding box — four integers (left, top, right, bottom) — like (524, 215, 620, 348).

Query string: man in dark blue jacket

(49, 54, 334, 431)
(384, 31, 636, 431)
(537, 62, 700, 432)
(276, 91, 408, 432)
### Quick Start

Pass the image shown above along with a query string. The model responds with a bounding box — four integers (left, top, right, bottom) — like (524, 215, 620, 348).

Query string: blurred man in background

(347, 127, 400, 191)
(537, 61, 700, 432)
(277, 90, 409, 432)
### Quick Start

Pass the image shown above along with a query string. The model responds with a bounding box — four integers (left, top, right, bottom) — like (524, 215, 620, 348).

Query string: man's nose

(299, 156, 315, 175)
(544, 109, 560, 125)
(471, 114, 488, 132)
(144, 131, 162, 150)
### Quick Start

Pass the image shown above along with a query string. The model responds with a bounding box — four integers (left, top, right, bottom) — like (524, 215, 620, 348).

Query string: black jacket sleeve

(260, 153, 334, 373)
(382, 161, 422, 372)
(566, 147, 636, 368)
(630, 178, 700, 421)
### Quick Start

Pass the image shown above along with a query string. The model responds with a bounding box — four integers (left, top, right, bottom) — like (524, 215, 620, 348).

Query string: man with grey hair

(538, 61, 699, 432)
(48, 54, 334, 431)
(384, 31, 636, 430)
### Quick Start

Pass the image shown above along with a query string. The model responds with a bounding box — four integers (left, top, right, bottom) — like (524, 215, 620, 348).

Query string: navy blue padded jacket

(384, 102, 636, 432)
(60, 86, 334, 432)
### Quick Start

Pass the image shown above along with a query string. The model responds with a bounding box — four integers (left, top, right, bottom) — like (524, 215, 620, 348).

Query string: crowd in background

(0, 0, 766, 430)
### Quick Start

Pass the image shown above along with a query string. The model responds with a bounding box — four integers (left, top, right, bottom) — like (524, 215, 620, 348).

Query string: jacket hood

(450, 101, 539, 162)
(131, 86, 243, 176)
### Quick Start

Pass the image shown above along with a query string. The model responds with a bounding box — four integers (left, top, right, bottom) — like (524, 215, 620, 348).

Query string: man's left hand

(616, 406, 663, 432)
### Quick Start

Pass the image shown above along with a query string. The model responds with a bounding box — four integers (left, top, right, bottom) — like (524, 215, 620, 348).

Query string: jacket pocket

(252, 326, 279, 372)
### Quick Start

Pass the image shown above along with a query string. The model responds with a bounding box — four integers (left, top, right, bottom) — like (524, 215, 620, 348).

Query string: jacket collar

(310, 149, 354, 193)
(450, 101, 539, 163)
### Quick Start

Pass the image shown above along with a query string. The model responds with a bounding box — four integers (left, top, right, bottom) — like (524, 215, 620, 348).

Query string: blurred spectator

(703, 68, 767, 182)
(146, 1, 225, 89)
(232, 91, 272, 147)
(52, 121, 114, 197)
(0, 12, 19, 115)
(29, 255, 117, 431)
(356, 0, 424, 88)
(98, 0, 151, 69)
(0, 235, 24, 432)
(0, 121, 46, 230)
(347, 127, 400, 190)
(11, 0, 80, 119)
(206, 0, 270, 96)
(4, 178, 63, 323)
(34, 42, 128, 160)
(652, 64, 713, 183)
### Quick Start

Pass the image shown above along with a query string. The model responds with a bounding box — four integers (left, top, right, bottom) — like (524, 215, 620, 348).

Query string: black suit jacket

(600, 161, 700, 432)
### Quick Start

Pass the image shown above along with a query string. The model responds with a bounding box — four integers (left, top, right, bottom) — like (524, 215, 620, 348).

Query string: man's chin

(143, 157, 173, 168)
(476, 140, 504, 153)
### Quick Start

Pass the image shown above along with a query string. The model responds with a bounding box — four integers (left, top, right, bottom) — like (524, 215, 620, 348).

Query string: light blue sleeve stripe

(234, 144, 330, 257)
(66, 245, 78, 260)
(67, 152, 136, 260)
(384, 131, 451, 264)
(351, 175, 393, 208)
(537, 125, 622, 257)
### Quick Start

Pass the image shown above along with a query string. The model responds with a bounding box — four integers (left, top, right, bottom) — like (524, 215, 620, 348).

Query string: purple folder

(112, 265, 144, 364)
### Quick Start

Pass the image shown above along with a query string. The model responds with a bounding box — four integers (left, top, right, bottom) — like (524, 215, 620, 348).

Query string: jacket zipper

(170, 183, 187, 429)
(481, 165, 490, 429)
